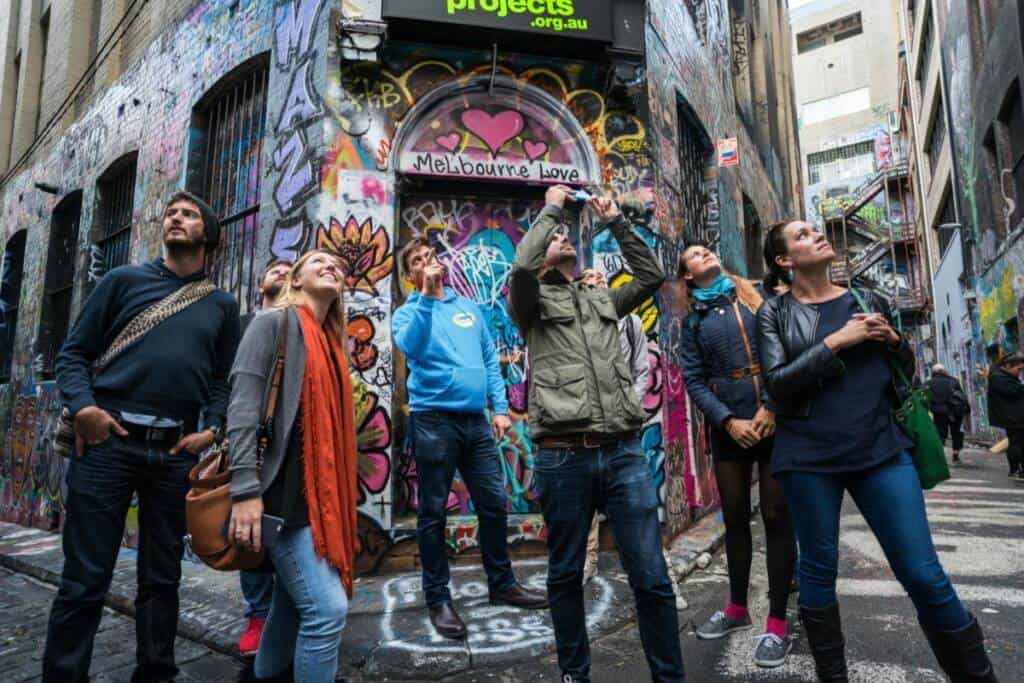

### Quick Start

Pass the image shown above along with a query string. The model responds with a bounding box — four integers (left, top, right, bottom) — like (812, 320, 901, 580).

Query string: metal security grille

(0, 231, 26, 382)
(38, 194, 81, 377)
(678, 109, 714, 246)
(807, 141, 876, 185)
(96, 160, 136, 276)
(203, 64, 269, 317)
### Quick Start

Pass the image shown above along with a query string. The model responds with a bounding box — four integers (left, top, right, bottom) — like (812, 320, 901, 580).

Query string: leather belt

(730, 364, 761, 380)
(119, 421, 184, 445)
(537, 431, 633, 450)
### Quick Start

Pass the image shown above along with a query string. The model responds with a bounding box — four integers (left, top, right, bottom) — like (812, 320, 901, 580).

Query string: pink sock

(724, 602, 748, 620)
(765, 616, 787, 638)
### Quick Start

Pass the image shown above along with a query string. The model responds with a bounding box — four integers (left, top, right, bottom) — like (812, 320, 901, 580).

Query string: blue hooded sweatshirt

(392, 288, 509, 414)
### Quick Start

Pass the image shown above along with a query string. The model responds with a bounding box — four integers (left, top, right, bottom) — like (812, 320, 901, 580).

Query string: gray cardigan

(227, 307, 307, 501)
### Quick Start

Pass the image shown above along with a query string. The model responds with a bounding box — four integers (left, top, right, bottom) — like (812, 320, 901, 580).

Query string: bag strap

(730, 301, 762, 408)
(95, 280, 217, 372)
(848, 287, 912, 390)
(255, 311, 290, 469)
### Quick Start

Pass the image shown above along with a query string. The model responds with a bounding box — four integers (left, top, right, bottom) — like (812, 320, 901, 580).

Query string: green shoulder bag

(849, 289, 950, 489)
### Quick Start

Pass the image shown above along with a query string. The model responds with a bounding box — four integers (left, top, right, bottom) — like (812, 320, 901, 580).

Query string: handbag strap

(730, 301, 763, 408)
(255, 310, 290, 469)
(95, 279, 217, 372)
(848, 287, 912, 390)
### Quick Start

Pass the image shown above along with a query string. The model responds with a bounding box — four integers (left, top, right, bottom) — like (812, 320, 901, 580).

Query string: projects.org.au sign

(383, 0, 613, 41)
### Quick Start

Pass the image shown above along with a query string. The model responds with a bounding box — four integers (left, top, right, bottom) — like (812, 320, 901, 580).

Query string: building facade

(899, 0, 1024, 437)
(0, 0, 800, 566)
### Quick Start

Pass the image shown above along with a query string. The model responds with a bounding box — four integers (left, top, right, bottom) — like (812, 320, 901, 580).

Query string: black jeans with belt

(42, 432, 198, 683)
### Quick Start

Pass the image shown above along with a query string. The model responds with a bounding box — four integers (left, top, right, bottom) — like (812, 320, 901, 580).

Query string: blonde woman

(227, 250, 359, 682)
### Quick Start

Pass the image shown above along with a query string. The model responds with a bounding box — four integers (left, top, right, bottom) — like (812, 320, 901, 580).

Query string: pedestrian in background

(759, 220, 996, 682)
(44, 192, 240, 682)
(678, 240, 796, 669)
(927, 363, 969, 464)
(392, 237, 546, 641)
(986, 351, 1024, 480)
(509, 185, 684, 683)
(228, 250, 359, 682)
(236, 258, 293, 658)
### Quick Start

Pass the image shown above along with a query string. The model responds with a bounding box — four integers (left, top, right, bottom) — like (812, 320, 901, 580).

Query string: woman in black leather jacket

(678, 241, 796, 668)
(757, 221, 996, 682)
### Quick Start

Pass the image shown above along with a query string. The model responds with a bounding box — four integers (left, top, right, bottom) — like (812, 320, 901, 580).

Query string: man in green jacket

(508, 185, 684, 683)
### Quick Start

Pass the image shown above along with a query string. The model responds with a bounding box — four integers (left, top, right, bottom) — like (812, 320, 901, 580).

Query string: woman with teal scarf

(677, 239, 797, 670)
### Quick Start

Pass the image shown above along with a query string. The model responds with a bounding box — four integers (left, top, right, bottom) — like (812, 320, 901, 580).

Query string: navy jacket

(680, 291, 769, 430)
(56, 258, 240, 430)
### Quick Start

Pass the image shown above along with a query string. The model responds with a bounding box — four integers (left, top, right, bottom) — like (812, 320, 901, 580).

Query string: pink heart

(524, 139, 548, 161)
(435, 133, 460, 152)
(460, 109, 525, 157)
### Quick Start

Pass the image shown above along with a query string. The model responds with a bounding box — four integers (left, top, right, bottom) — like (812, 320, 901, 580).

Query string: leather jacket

(756, 288, 916, 418)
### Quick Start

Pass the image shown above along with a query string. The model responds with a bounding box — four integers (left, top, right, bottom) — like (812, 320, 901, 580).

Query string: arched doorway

(389, 77, 600, 520)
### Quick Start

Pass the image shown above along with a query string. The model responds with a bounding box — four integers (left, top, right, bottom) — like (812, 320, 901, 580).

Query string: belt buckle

(582, 433, 602, 449)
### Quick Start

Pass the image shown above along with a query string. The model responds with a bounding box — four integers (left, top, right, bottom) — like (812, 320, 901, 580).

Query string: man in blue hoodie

(393, 237, 547, 640)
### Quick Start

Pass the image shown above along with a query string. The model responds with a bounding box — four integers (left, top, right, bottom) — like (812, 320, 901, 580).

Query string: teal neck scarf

(693, 273, 735, 303)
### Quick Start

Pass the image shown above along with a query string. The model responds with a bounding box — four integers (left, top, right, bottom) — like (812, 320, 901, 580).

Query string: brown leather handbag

(185, 317, 288, 571)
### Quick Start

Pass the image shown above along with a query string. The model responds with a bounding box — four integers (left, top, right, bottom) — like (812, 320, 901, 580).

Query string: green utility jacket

(508, 203, 666, 440)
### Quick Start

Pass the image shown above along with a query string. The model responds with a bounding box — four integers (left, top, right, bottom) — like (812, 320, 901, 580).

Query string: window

(8, 54, 21, 164)
(916, 4, 933, 84)
(38, 192, 81, 378)
(0, 231, 27, 382)
(997, 84, 1024, 232)
(190, 57, 269, 317)
(925, 96, 946, 174)
(677, 101, 715, 247)
(683, 0, 708, 45)
(936, 187, 955, 256)
(807, 140, 876, 185)
(93, 155, 137, 281)
(801, 87, 872, 126)
(796, 13, 863, 54)
(34, 10, 49, 137)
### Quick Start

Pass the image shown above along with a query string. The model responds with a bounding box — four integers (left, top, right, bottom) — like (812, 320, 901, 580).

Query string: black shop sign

(383, 0, 613, 42)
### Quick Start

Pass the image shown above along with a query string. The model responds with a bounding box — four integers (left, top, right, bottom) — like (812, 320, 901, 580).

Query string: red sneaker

(238, 617, 266, 656)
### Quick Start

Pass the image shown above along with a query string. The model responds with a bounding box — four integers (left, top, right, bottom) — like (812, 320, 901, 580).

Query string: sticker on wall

(716, 137, 738, 167)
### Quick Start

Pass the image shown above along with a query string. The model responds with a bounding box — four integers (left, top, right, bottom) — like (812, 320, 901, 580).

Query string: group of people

(42, 187, 1002, 683)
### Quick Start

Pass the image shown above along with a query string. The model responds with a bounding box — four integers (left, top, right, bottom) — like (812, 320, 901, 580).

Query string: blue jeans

(255, 526, 348, 682)
(410, 410, 516, 606)
(776, 451, 970, 631)
(534, 434, 684, 683)
(240, 569, 274, 619)
(43, 434, 197, 683)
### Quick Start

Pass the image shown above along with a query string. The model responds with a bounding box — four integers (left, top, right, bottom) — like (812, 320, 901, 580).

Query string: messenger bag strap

(255, 311, 290, 471)
(95, 279, 217, 373)
(730, 301, 762, 409)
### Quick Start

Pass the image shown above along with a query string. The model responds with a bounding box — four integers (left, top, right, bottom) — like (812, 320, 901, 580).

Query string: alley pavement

(1, 446, 1020, 681)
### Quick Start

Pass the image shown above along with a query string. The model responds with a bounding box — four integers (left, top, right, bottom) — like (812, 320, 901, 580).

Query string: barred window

(94, 155, 137, 280)
(925, 97, 946, 174)
(678, 103, 715, 247)
(0, 231, 27, 382)
(38, 192, 81, 378)
(807, 141, 876, 185)
(196, 58, 269, 317)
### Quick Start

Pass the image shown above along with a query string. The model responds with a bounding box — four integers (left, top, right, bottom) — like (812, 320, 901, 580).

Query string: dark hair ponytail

(762, 220, 793, 292)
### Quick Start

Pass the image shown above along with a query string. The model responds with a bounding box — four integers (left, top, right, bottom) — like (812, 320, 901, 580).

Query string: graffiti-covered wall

(0, 0, 800, 560)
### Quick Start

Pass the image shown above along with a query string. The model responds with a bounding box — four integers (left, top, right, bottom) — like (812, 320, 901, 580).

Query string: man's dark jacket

(56, 258, 240, 431)
(987, 368, 1024, 429)
(927, 371, 965, 417)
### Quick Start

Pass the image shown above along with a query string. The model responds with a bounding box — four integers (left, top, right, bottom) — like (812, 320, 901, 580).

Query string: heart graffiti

(435, 133, 461, 152)
(460, 109, 525, 157)
(523, 139, 548, 161)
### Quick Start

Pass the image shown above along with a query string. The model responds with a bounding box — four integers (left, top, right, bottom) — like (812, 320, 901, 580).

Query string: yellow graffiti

(609, 271, 659, 333)
(979, 268, 1018, 342)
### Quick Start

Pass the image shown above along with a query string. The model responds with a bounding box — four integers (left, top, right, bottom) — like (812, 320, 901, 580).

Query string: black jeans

(1007, 428, 1024, 474)
(42, 434, 197, 683)
(534, 434, 685, 683)
(933, 412, 965, 451)
(410, 410, 515, 606)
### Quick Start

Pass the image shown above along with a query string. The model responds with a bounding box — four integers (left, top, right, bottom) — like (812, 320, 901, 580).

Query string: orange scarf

(296, 305, 359, 598)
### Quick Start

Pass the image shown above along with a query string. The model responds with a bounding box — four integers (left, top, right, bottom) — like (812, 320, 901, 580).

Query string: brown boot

(428, 602, 467, 639)
(489, 583, 549, 609)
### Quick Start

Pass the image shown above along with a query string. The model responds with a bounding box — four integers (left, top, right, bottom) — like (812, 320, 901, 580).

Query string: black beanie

(167, 191, 220, 247)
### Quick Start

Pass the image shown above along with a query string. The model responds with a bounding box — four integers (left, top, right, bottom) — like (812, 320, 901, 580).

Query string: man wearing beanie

(42, 192, 240, 682)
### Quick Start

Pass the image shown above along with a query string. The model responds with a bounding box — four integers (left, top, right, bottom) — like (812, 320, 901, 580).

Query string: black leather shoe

(429, 602, 468, 639)
(489, 583, 549, 609)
